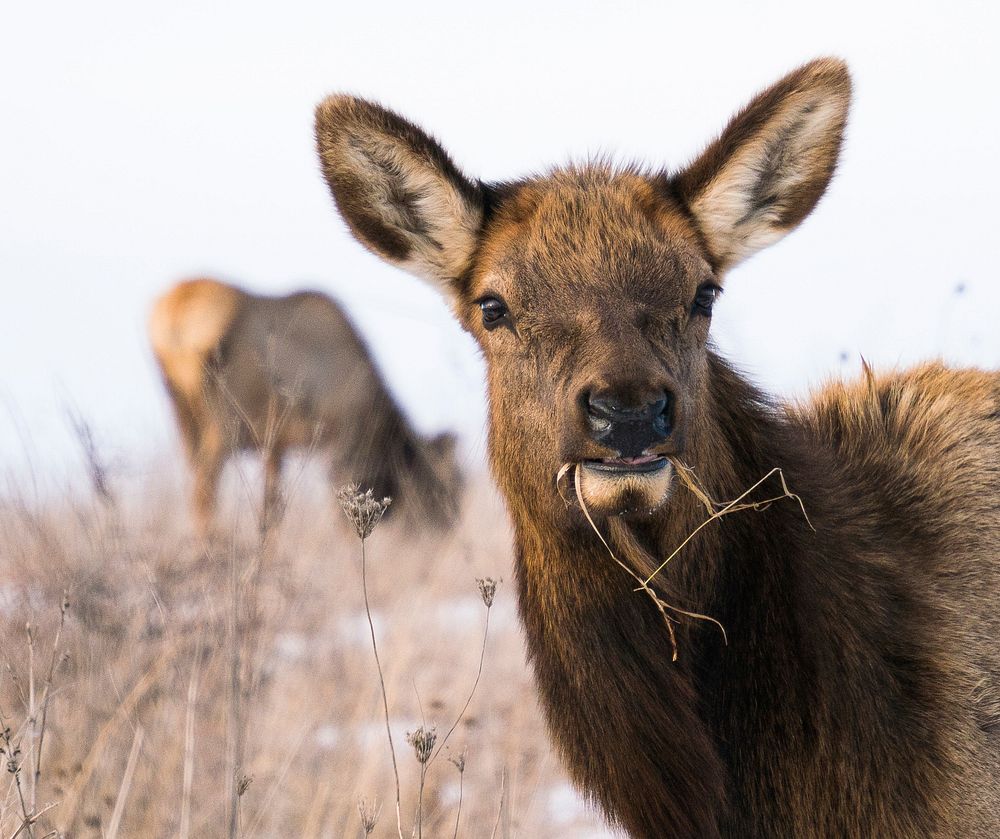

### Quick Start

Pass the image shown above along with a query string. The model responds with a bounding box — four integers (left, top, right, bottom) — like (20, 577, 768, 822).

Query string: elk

(314, 59, 1000, 837)
(149, 278, 461, 536)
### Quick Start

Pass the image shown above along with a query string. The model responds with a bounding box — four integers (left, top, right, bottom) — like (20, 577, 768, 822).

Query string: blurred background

(3, 0, 998, 485)
(1, 2, 998, 837)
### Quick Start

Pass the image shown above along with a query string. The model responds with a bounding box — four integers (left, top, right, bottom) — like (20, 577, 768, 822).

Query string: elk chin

(575, 459, 674, 519)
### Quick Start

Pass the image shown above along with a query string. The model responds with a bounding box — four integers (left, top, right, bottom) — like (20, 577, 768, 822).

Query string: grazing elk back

(149, 278, 461, 536)
(314, 59, 1000, 837)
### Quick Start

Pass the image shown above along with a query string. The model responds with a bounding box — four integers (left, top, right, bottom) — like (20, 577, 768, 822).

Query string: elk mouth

(564, 454, 674, 518)
(582, 454, 669, 475)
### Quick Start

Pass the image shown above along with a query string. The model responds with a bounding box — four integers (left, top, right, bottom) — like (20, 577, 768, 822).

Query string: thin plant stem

(1, 720, 33, 839)
(226, 540, 243, 839)
(489, 768, 506, 839)
(416, 763, 426, 839)
(13, 772, 32, 839)
(451, 766, 464, 839)
(360, 537, 403, 839)
(105, 724, 144, 839)
(7, 800, 58, 839)
(32, 594, 68, 814)
(179, 642, 201, 839)
(25, 624, 34, 817)
(428, 608, 491, 768)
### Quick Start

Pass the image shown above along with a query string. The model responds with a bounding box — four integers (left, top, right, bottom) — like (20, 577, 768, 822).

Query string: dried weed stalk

(428, 578, 499, 769)
(1, 593, 70, 839)
(358, 796, 381, 836)
(338, 485, 392, 540)
(105, 724, 144, 839)
(1, 722, 31, 839)
(489, 767, 507, 839)
(448, 749, 467, 839)
(66, 407, 116, 509)
(406, 726, 436, 838)
(337, 484, 403, 839)
(178, 641, 202, 839)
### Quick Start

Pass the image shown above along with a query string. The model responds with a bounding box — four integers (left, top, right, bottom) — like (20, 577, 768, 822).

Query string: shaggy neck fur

(496, 355, 962, 838)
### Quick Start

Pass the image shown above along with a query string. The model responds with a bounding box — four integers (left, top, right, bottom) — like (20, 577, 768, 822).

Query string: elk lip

(583, 454, 669, 475)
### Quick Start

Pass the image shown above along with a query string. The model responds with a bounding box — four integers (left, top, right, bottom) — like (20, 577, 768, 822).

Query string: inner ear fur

(315, 94, 484, 295)
(672, 58, 852, 272)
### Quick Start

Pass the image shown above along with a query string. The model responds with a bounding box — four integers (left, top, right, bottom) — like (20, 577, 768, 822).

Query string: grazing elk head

(316, 59, 850, 522)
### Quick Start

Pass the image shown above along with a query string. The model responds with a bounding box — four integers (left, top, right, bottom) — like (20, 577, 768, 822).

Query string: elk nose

(585, 390, 673, 457)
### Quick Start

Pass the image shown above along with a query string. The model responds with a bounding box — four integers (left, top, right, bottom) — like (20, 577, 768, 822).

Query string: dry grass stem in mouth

(337, 484, 392, 539)
(571, 462, 684, 660)
(556, 462, 575, 505)
(646, 460, 813, 587)
(562, 460, 811, 659)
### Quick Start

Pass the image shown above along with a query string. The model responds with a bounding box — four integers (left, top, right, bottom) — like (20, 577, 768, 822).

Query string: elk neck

(496, 353, 956, 836)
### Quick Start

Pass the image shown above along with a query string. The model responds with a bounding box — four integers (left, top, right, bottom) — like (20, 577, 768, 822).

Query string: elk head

(316, 59, 850, 524)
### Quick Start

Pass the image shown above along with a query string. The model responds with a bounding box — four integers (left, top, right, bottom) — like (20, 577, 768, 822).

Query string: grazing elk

(149, 278, 461, 536)
(314, 59, 1000, 837)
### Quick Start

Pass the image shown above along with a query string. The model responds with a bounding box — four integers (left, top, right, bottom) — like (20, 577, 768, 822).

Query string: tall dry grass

(0, 447, 614, 838)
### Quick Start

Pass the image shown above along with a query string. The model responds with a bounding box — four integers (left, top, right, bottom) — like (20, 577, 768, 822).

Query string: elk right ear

(315, 95, 485, 297)
(672, 58, 851, 272)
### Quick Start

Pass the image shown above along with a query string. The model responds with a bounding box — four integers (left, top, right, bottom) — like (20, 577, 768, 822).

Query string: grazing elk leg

(192, 426, 225, 540)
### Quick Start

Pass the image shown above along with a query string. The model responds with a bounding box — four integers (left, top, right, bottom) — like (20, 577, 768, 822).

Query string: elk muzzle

(585, 389, 673, 458)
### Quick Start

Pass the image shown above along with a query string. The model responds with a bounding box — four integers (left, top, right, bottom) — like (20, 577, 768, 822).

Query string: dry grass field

(0, 448, 614, 838)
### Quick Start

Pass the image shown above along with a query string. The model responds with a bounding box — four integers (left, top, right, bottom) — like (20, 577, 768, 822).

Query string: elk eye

(692, 283, 721, 317)
(479, 297, 509, 330)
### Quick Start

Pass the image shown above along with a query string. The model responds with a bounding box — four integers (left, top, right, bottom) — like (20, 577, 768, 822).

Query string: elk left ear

(672, 58, 851, 272)
(315, 94, 484, 298)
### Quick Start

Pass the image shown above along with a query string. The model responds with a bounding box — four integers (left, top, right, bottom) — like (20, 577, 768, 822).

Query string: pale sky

(2, 0, 998, 486)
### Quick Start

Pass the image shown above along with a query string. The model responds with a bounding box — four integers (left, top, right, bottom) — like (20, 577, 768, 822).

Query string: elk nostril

(586, 400, 612, 433)
(653, 393, 673, 437)
(584, 390, 675, 437)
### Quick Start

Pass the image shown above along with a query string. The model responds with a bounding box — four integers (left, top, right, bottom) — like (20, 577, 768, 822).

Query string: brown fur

(314, 59, 1000, 837)
(149, 277, 461, 536)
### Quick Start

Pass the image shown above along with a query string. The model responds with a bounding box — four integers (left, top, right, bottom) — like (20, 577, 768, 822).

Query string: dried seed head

(1, 742, 21, 775)
(236, 772, 253, 797)
(476, 577, 501, 608)
(337, 484, 392, 539)
(406, 726, 437, 764)
(1, 727, 22, 775)
(448, 748, 467, 774)
(358, 796, 381, 835)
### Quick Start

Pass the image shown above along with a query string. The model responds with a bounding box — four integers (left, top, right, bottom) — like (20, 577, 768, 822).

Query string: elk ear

(315, 94, 484, 297)
(673, 58, 851, 272)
